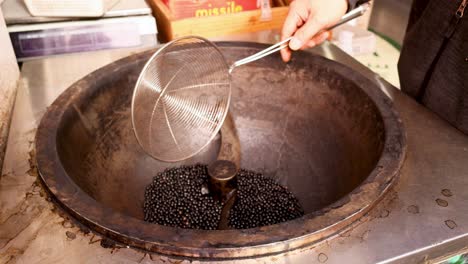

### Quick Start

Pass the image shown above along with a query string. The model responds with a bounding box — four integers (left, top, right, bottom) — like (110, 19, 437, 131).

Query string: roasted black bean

(143, 164, 303, 230)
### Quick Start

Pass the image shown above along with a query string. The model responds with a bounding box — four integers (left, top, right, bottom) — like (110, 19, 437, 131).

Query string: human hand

(280, 0, 348, 62)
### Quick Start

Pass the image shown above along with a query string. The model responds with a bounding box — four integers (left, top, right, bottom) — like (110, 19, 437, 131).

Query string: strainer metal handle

(230, 2, 371, 71)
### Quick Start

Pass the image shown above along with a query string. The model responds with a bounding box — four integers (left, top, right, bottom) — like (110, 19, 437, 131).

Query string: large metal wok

(35, 42, 406, 259)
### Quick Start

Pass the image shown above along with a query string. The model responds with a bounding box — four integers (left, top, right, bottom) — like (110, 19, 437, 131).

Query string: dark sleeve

(347, 0, 371, 11)
(405, 0, 430, 33)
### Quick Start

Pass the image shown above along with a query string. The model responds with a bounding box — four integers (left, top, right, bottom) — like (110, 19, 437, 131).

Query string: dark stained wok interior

(55, 46, 385, 222)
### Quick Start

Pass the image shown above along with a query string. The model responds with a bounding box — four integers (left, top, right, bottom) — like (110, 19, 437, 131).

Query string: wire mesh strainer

(132, 37, 231, 162)
(132, 4, 369, 162)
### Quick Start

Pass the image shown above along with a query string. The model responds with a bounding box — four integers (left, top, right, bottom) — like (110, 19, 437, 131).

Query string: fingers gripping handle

(230, 2, 370, 71)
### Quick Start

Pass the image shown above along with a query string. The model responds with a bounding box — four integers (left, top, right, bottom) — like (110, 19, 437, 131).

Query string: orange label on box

(163, 0, 259, 19)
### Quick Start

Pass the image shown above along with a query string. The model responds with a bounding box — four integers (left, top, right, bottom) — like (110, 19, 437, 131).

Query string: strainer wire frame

(131, 35, 232, 162)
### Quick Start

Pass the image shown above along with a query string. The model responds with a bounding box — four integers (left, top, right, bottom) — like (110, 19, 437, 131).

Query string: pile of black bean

(143, 164, 304, 230)
(229, 169, 304, 229)
(143, 164, 221, 230)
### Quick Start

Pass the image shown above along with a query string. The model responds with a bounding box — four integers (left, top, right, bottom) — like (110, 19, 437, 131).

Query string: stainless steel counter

(1, 42, 467, 263)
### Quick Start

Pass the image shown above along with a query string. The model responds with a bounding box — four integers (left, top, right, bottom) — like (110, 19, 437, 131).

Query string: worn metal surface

(0, 7, 19, 173)
(208, 160, 238, 202)
(210, 113, 240, 228)
(217, 113, 241, 170)
(1, 42, 467, 263)
(34, 42, 405, 258)
(209, 113, 241, 204)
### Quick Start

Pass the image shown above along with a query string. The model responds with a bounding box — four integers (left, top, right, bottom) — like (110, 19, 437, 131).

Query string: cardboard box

(148, 0, 288, 42)
(162, 0, 259, 19)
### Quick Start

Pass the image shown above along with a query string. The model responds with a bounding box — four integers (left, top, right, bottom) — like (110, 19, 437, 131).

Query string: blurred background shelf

(2, 0, 157, 61)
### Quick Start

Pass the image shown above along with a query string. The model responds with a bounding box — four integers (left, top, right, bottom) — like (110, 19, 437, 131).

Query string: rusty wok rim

(35, 42, 406, 259)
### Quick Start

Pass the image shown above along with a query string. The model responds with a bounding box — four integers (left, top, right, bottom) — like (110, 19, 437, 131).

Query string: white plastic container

(333, 24, 376, 56)
(23, 0, 117, 17)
